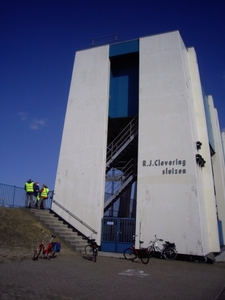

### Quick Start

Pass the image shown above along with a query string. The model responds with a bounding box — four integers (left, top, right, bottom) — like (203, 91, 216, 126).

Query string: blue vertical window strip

(109, 40, 139, 118)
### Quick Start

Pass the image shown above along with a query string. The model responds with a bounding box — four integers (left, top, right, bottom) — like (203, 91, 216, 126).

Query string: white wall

(52, 45, 110, 244)
(222, 132, 225, 160)
(188, 53, 220, 253)
(137, 31, 220, 255)
(209, 97, 225, 242)
(209, 98, 225, 221)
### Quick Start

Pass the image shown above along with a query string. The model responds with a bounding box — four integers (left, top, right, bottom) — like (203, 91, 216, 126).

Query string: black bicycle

(85, 237, 98, 262)
(147, 235, 177, 260)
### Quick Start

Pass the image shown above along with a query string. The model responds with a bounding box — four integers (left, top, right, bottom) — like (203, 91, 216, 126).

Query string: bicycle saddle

(52, 235, 56, 238)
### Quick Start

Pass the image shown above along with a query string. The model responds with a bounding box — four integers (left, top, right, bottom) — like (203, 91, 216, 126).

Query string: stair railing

(52, 199, 97, 234)
(104, 158, 137, 212)
(106, 116, 138, 168)
(105, 158, 137, 195)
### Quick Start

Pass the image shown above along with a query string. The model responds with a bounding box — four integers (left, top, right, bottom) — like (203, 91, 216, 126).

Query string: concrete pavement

(0, 250, 225, 300)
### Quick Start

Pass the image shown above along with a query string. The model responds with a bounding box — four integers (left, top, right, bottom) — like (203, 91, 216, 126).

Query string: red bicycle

(33, 230, 57, 261)
(123, 235, 150, 264)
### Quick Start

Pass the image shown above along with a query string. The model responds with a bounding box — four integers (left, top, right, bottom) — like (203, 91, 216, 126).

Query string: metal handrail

(52, 199, 97, 234)
(106, 115, 138, 166)
(104, 158, 137, 213)
(105, 158, 136, 195)
(91, 33, 123, 47)
(0, 183, 53, 209)
(104, 173, 137, 212)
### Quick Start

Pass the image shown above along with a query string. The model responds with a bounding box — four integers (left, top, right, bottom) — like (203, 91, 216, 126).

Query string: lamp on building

(195, 154, 206, 167)
(196, 141, 202, 150)
(196, 154, 201, 164)
(200, 158, 206, 167)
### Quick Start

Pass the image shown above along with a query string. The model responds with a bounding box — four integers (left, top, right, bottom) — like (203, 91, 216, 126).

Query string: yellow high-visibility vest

(41, 187, 49, 198)
(25, 182, 34, 192)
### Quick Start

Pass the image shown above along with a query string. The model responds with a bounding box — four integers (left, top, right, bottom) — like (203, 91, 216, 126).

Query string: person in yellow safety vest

(24, 179, 35, 208)
(38, 184, 50, 210)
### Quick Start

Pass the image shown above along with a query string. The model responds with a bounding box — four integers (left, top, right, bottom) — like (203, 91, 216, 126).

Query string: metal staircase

(105, 116, 138, 212)
(104, 158, 137, 212)
(106, 116, 138, 173)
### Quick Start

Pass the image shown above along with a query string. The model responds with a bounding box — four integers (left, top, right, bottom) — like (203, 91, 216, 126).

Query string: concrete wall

(222, 132, 225, 159)
(209, 97, 225, 241)
(52, 45, 110, 245)
(137, 31, 220, 255)
(188, 52, 220, 253)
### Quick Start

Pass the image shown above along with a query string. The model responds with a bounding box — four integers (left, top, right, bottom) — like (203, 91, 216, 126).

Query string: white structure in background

(53, 31, 225, 257)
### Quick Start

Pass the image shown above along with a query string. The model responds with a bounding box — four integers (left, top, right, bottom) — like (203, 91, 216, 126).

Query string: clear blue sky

(0, 0, 225, 190)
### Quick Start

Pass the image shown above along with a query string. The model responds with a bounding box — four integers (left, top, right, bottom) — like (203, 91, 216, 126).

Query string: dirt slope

(0, 207, 71, 263)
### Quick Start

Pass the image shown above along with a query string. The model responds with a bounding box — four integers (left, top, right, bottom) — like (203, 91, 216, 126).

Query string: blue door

(101, 217, 135, 253)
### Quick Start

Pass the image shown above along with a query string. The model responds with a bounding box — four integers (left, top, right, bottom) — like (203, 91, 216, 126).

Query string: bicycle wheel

(93, 249, 98, 262)
(85, 245, 93, 259)
(148, 246, 155, 257)
(163, 247, 177, 260)
(33, 246, 42, 261)
(123, 248, 137, 260)
(140, 250, 150, 264)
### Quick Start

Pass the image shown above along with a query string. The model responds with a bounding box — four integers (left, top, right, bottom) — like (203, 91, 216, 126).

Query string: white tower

(53, 31, 224, 257)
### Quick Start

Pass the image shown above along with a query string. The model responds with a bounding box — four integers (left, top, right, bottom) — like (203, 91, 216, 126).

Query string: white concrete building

(53, 31, 225, 258)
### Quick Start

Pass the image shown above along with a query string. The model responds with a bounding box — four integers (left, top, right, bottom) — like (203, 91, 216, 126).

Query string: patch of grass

(0, 207, 70, 262)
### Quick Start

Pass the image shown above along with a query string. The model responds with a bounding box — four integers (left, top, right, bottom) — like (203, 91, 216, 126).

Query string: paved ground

(0, 250, 225, 300)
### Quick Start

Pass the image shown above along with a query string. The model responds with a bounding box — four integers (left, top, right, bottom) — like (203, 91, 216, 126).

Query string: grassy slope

(0, 207, 70, 262)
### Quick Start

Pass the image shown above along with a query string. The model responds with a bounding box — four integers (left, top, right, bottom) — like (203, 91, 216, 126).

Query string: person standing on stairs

(38, 184, 49, 210)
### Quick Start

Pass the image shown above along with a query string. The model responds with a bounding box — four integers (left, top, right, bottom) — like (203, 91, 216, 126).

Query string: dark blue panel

(109, 51, 139, 118)
(109, 39, 139, 57)
(109, 72, 129, 118)
(101, 241, 117, 252)
(101, 217, 136, 253)
(218, 219, 224, 246)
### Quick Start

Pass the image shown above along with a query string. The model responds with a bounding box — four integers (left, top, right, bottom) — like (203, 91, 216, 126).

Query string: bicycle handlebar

(154, 234, 163, 241)
(40, 229, 56, 238)
(149, 234, 164, 244)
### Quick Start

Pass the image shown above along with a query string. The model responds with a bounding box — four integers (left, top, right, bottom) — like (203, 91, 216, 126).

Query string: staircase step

(71, 244, 85, 251)
(70, 240, 87, 246)
(53, 228, 74, 233)
(66, 238, 86, 245)
(64, 236, 84, 241)
(38, 215, 58, 221)
(54, 232, 75, 237)
(35, 210, 54, 215)
(46, 219, 66, 225)
(29, 209, 85, 254)
(41, 218, 63, 225)
(48, 223, 67, 229)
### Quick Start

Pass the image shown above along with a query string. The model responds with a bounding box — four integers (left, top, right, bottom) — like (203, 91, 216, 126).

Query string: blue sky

(0, 0, 225, 190)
